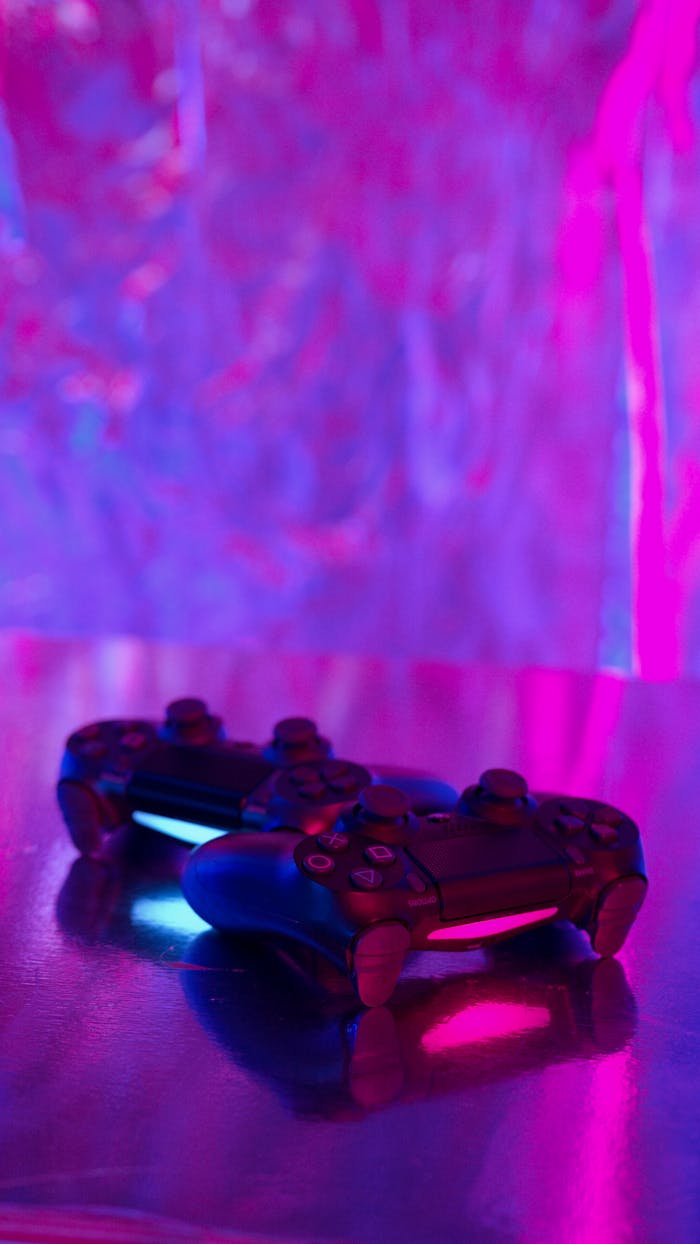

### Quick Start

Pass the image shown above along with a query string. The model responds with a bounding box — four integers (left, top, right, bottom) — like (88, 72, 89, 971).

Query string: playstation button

(364, 844, 396, 866)
(351, 868, 383, 890)
(302, 853, 336, 876)
(317, 831, 350, 853)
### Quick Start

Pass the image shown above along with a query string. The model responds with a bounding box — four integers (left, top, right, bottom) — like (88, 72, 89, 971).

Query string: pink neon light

(426, 907, 559, 942)
(569, 0, 700, 678)
(421, 1002, 551, 1054)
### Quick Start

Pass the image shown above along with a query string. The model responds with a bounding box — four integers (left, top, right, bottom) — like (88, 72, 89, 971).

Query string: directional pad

(590, 821, 619, 846)
(555, 814, 585, 837)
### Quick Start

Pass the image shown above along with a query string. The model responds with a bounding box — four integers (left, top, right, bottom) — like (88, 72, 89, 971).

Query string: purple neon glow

(421, 1002, 551, 1054)
(3, 5, 700, 675)
(560, 0, 700, 677)
(426, 907, 560, 943)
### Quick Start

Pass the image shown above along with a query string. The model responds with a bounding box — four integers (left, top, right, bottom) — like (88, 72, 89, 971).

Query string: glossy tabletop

(0, 633, 697, 1243)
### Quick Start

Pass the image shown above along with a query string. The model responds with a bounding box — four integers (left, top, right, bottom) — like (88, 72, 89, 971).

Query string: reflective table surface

(1, 633, 697, 1242)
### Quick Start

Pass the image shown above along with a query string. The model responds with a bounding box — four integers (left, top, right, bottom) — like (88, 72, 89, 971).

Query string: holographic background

(2, 1, 700, 677)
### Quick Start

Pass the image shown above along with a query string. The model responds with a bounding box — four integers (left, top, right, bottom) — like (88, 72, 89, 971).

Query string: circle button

(302, 853, 336, 876)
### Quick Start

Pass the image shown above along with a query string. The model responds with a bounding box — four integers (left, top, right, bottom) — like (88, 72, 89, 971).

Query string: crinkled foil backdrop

(2, 1, 699, 676)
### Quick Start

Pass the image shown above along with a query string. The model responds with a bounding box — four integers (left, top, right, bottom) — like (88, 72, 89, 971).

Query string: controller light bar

(426, 906, 559, 942)
(133, 811, 228, 847)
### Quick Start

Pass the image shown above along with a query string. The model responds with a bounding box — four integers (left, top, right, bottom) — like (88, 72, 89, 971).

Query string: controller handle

(182, 832, 410, 1007)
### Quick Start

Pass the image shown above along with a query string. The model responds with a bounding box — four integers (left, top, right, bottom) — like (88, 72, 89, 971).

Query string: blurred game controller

(57, 698, 458, 856)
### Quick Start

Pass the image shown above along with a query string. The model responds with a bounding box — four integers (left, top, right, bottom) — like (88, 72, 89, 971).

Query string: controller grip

(183, 832, 352, 968)
(587, 875, 647, 956)
(182, 834, 411, 1007)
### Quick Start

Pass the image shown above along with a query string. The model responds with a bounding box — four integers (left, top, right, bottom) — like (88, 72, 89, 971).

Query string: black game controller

(57, 699, 458, 856)
(182, 768, 647, 1006)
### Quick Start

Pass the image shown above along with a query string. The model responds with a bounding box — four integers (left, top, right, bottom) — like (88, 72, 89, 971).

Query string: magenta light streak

(587, 0, 700, 677)
(421, 1002, 550, 1055)
(426, 907, 559, 943)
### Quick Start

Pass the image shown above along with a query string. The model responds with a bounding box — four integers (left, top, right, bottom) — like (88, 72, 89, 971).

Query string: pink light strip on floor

(421, 1002, 551, 1053)
(426, 906, 559, 942)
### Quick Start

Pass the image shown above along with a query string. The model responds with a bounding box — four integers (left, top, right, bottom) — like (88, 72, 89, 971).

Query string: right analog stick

(458, 768, 530, 825)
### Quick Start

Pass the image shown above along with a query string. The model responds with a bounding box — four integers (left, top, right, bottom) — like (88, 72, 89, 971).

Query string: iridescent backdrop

(2, 1, 700, 676)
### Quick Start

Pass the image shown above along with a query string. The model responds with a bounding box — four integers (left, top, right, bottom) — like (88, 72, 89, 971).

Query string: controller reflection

(56, 856, 637, 1120)
(180, 929, 638, 1118)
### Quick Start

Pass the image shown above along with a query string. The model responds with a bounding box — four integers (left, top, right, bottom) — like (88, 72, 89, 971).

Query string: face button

(76, 739, 109, 759)
(119, 730, 150, 751)
(555, 814, 585, 837)
(350, 867, 383, 890)
(592, 804, 624, 829)
(559, 801, 589, 821)
(590, 822, 619, 846)
(479, 769, 528, 800)
(364, 843, 396, 866)
(406, 871, 427, 893)
(302, 853, 336, 876)
(358, 785, 411, 821)
(75, 724, 102, 741)
(317, 830, 350, 853)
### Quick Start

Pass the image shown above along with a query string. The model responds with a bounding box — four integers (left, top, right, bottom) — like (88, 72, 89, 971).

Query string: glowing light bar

(132, 810, 229, 846)
(426, 906, 559, 942)
(422, 1002, 550, 1053)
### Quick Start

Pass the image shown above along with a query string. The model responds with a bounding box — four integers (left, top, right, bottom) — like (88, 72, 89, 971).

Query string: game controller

(57, 699, 458, 856)
(182, 768, 647, 1006)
